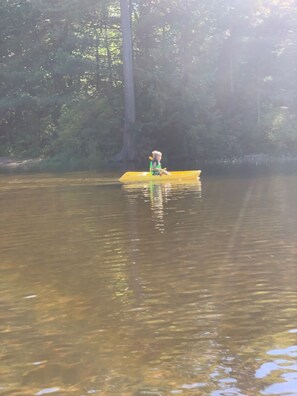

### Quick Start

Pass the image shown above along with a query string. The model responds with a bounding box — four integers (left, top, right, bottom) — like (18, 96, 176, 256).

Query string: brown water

(0, 171, 297, 396)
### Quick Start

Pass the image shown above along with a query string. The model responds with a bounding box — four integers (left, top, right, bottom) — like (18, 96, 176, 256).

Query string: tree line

(1, 0, 297, 166)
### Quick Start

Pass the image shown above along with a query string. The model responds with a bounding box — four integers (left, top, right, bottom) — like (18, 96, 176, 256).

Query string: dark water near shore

(0, 170, 297, 395)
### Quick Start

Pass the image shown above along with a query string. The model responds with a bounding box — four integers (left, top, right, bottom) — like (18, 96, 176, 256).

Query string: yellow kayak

(119, 170, 201, 182)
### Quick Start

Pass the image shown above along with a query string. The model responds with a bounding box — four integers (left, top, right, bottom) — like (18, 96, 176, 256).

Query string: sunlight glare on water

(0, 171, 297, 395)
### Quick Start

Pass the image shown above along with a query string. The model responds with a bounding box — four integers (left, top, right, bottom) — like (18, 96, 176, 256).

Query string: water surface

(0, 171, 297, 395)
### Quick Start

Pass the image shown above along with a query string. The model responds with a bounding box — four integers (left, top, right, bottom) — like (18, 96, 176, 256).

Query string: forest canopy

(1, 0, 297, 165)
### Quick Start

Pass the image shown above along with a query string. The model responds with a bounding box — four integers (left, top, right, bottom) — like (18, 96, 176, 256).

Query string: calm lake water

(0, 169, 297, 396)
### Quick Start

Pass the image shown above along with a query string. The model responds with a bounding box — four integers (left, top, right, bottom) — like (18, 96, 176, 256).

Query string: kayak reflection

(147, 182, 170, 233)
(122, 180, 202, 233)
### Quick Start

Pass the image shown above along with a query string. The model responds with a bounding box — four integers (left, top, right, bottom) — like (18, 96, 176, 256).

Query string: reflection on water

(0, 172, 297, 395)
(122, 180, 202, 233)
(256, 345, 297, 395)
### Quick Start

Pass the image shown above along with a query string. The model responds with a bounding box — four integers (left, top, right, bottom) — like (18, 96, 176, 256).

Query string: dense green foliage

(1, 0, 297, 165)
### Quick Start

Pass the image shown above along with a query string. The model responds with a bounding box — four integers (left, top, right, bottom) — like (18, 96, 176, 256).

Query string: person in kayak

(149, 151, 170, 176)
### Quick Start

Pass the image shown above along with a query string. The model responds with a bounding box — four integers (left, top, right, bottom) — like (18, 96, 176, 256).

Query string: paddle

(149, 156, 171, 175)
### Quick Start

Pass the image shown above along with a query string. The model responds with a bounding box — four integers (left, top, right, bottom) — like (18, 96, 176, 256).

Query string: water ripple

(0, 173, 297, 394)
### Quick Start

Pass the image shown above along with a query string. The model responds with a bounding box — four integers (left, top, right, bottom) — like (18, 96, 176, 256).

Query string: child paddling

(149, 151, 171, 176)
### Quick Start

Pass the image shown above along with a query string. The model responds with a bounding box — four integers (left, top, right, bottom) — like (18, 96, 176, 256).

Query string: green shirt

(150, 160, 161, 175)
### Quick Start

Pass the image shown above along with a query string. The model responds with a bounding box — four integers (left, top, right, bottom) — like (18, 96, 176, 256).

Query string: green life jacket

(150, 160, 161, 175)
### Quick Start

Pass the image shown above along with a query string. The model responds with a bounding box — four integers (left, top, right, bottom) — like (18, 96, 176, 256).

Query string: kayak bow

(119, 170, 201, 182)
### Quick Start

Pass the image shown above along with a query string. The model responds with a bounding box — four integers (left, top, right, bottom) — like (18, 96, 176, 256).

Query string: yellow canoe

(119, 170, 201, 182)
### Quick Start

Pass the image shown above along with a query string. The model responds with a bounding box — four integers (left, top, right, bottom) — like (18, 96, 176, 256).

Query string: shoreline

(1, 154, 297, 172)
(204, 154, 297, 165)
(0, 157, 43, 170)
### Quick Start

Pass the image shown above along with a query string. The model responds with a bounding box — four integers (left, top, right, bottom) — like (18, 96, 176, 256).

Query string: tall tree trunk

(104, 23, 114, 95)
(256, 65, 261, 126)
(230, 48, 234, 98)
(116, 0, 136, 162)
(179, 27, 190, 159)
(95, 29, 100, 93)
